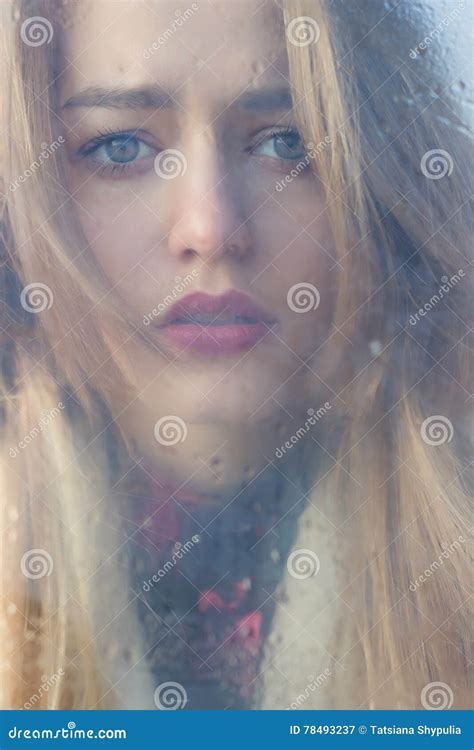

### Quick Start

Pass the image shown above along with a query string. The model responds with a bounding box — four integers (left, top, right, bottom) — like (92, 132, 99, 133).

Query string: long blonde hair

(1, 0, 472, 708)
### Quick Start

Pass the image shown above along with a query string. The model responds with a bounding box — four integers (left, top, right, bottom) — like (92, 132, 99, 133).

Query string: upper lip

(160, 290, 275, 327)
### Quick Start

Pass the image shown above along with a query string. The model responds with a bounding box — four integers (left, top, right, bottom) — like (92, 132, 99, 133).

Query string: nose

(165, 141, 252, 265)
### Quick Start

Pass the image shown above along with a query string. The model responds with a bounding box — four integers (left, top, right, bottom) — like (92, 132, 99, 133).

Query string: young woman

(0, 0, 472, 710)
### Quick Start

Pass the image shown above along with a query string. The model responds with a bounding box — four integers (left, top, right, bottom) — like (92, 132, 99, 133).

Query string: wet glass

(1, 0, 472, 713)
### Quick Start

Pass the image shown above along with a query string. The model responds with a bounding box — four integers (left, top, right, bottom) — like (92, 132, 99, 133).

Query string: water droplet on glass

(250, 60, 266, 77)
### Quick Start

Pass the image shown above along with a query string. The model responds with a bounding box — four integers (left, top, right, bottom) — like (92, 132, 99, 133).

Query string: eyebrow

(61, 84, 294, 112)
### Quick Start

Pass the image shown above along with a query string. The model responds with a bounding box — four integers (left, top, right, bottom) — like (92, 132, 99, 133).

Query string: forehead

(60, 0, 288, 108)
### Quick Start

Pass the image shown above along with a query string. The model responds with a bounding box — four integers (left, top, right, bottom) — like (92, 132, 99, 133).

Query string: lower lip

(158, 321, 271, 355)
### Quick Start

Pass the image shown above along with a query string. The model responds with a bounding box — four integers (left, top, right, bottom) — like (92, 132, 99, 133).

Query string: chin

(141, 419, 282, 497)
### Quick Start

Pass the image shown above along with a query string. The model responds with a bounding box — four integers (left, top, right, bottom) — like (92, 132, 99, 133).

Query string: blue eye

(79, 132, 157, 171)
(253, 128, 306, 161)
(101, 135, 141, 164)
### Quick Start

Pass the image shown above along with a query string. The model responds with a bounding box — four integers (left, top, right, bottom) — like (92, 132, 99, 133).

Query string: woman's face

(60, 0, 337, 496)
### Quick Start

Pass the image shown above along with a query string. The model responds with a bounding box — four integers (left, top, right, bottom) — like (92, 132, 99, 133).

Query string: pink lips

(156, 290, 275, 355)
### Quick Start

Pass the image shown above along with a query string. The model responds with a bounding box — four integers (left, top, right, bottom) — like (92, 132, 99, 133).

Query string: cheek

(276, 217, 335, 304)
(72, 178, 159, 284)
(246, 170, 332, 266)
(249, 186, 336, 359)
(251, 184, 335, 310)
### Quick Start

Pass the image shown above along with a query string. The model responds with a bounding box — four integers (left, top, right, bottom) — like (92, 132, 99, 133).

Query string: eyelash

(250, 126, 306, 159)
(76, 125, 307, 178)
(76, 127, 153, 178)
